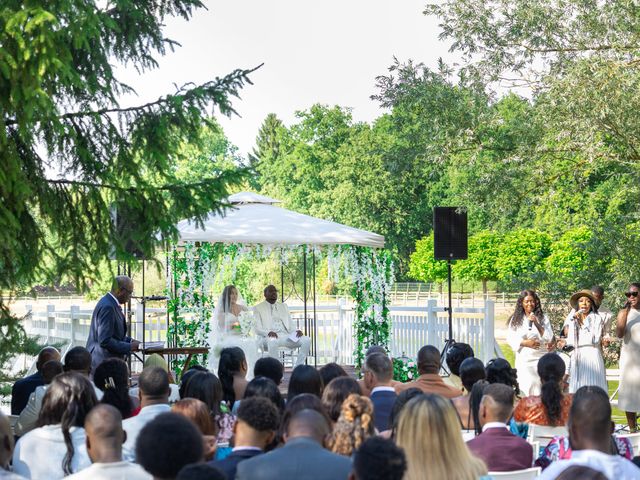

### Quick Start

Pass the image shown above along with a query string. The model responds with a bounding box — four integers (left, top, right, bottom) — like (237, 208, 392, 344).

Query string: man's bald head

(111, 276, 133, 304)
(36, 346, 61, 372)
(0, 413, 14, 468)
(84, 404, 125, 462)
(286, 409, 331, 444)
(417, 345, 441, 374)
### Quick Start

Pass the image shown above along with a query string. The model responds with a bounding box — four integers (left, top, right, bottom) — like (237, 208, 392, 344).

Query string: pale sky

(116, 0, 454, 156)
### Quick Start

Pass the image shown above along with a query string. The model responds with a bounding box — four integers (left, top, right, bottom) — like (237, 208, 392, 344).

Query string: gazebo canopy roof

(176, 191, 385, 248)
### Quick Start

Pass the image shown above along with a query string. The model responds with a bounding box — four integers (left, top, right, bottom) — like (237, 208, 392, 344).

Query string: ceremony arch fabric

(168, 192, 393, 371)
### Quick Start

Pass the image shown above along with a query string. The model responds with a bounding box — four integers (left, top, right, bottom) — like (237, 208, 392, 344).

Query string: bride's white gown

(207, 307, 260, 379)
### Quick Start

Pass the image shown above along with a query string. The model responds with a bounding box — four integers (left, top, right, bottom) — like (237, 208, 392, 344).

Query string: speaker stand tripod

(440, 259, 455, 376)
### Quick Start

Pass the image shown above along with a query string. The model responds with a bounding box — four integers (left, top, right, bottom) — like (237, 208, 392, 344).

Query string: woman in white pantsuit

(617, 282, 640, 432)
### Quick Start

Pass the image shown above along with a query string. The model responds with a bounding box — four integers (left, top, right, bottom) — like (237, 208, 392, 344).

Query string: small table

(142, 346, 209, 375)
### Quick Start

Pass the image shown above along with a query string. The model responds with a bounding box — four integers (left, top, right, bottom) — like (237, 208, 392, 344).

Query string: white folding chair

(460, 429, 475, 442)
(8, 415, 18, 435)
(527, 425, 567, 448)
(488, 467, 541, 479)
(618, 432, 640, 456)
(528, 440, 540, 458)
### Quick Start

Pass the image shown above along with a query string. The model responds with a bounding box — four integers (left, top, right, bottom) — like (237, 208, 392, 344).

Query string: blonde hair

(396, 394, 487, 480)
(328, 393, 375, 456)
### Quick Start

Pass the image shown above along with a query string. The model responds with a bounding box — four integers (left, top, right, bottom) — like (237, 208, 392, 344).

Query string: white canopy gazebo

(169, 191, 391, 369)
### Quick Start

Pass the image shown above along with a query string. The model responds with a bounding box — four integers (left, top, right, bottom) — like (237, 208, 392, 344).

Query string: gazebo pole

(312, 248, 317, 367)
(303, 248, 308, 364)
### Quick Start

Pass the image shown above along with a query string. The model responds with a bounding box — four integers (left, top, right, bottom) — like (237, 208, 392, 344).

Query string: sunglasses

(625, 291, 639, 298)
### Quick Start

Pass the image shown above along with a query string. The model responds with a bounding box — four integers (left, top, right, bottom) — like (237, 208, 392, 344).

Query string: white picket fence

(16, 300, 500, 373)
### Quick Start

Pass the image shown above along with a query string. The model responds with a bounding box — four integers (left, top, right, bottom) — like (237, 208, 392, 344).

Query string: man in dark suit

(467, 383, 533, 472)
(211, 396, 279, 479)
(236, 409, 351, 480)
(86, 276, 139, 374)
(363, 352, 397, 432)
(11, 346, 60, 414)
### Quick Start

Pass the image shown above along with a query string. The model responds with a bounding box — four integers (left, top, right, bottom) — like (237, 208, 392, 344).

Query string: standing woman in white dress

(616, 282, 640, 432)
(507, 290, 554, 396)
(558, 289, 607, 393)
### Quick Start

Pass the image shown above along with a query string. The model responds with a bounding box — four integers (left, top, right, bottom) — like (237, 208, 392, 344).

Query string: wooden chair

(488, 467, 541, 479)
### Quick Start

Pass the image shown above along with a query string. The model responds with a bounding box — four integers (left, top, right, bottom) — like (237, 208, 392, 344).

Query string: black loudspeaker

(110, 203, 146, 260)
(433, 207, 468, 260)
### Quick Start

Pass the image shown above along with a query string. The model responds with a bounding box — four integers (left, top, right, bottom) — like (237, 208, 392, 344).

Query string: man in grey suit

(236, 409, 351, 480)
(86, 276, 140, 373)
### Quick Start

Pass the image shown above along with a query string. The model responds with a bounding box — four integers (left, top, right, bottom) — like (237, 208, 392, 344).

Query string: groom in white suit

(254, 285, 311, 366)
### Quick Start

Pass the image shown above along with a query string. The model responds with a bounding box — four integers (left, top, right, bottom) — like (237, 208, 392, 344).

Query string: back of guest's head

(322, 376, 362, 422)
(417, 345, 441, 374)
(353, 436, 407, 480)
(94, 358, 133, 419)
(136, 412, 204, 480)
(365, 345, 387, 357)
(36, 346, 61, 371)
(218, 347, 246, 406)
(278, 393, 331, 443)
(446, 343, 474, 377)
(389, 388, 424, 436)
(555, 465, 608, 480)
(172, 398, 216, 435)
(144, 353, 169, 373)
(329, 394, 375, 457)
(486, 358, 519, 395)
(319, 362, 348, 387)
(537, 352, 566, 425)
(63, 346, 92, 374)
(286, 409, 331, 444)
(364, 353, 393, 384)
(459, 358, 486, 393)
(0, 412, 14, 468)
(138, 366, 170, 399)
(38, 372, 98, 475)
(481, 383, 515, 424)
(176, 464, 226, 480)
(253, 357, 284, 385)
(569, 386, 612, 448)
(470, 380, 490, 435)
(244, 376, 285, 413)
(396, 394, 487, 480)
(287, 364, 323, 400)
(178, 365, 208, 399)
(182, 371, 223, 419)
(42, 360, 63, 384)
(84, 404, 124, 460)
(237, 396, 280, 433)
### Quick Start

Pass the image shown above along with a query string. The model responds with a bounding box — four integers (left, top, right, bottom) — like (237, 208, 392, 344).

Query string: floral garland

(392, 357, 418, 382)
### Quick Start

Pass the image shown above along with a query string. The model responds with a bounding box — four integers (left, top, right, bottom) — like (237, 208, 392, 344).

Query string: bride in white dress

(207, 285, 259, 378)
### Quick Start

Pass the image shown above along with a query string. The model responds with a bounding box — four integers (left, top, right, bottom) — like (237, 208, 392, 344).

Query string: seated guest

(444, 342, 474, 391)
(556, 465, 608, 480)
(329, 394, 375, 457)
(136, 413, 204, 480)
(451, 358, 486, 431)
(396, 394, 487, 480)
(319, 363, 348, 388)
(211, 397, 280, 479)
(467, 384, 533, 471)
(0, 412, 23, 479)
(287, 365, 323, 401)
(66, 404, 151, 479)
(178, 365, 208, 399)
(94, 358, 136, 419)
(181, 371, 235, 444)
(394, 345, 460, 398)
(176, 464, 226, 480)
(11, 346, 60, 415)
(253, 357, 284, 386)
(13, 372, 97, 478)
(514, 352, 572, 426)
(172, 398, 217, 460)
(357, 346, 402, 397)
(122, 367, 171, 461)
(383, 388, 423, 439)
(322, 376, 362, 423)
(14, 359, 63, 436)
(276, 394, 332, 446)
(243, 376, 285, 414)
(218, 347, 248, 410)
(486, 358, 520, 396)
(362, 353, 396, 432)
(236, 409, 351, 480)
(64, 346, 104, 399)
(129, 354, 180, 404)
(539, 386, 640, 479)
(350, 436, 407, 480)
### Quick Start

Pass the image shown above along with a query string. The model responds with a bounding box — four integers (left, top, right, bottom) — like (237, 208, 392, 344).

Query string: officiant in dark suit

(86, 275, 140, 373)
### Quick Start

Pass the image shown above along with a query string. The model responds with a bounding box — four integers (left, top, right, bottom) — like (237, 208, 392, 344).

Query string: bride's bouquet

(238, 310, 256, 337)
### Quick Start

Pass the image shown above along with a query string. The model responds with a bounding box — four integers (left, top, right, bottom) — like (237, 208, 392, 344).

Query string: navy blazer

(370, 389, 397, 432)
(467, 427, 534, 472)
(211, 449, 263, 479)
(11, 372, 44, 415)
(86, 293, 132, 373)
